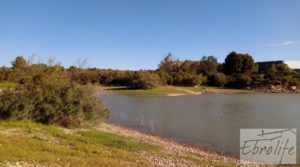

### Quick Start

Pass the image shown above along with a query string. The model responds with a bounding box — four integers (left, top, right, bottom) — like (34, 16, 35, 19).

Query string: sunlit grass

(0, 121, 159, 167)
(102, 85, 208, 96)
(0, 121, 239, 166)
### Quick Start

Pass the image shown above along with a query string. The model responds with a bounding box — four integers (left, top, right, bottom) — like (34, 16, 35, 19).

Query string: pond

(100, 93, 300, 161)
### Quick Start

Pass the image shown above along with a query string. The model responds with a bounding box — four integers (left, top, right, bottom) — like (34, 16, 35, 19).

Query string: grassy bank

(100, 86, 206, 96)
(0, 121, 239, 167)
(100, 85, 253, 96)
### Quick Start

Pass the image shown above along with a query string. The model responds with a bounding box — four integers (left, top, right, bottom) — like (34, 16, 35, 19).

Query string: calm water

(100, 94, 300, 160)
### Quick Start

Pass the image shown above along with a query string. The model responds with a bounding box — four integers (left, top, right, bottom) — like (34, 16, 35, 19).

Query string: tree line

(0, 51, 299, 90)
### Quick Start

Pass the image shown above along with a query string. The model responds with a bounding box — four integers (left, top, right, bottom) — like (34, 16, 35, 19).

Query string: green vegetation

(0, 120, 238, 167)
(103, 85, 206, 96)
(223, 51, 257, 76)
(157, 53, 209, 86)
(1, 53, 299, 91)
(157, 52, 299, 90)
(130, 71, 162, 89)
(0, 57, 108, 127)
(103, 85, 254, 96)
(0, 121, 158, 166)
(207, 73, 228, 87)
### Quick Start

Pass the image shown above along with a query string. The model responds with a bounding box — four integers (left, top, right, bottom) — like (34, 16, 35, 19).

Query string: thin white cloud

(284, 61, 300, 69)
(267, 41, 299, 46)
(282, 41, 293, 45)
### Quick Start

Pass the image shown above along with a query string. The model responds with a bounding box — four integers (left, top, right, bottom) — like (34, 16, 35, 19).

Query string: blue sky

(1, 0, 300, 70)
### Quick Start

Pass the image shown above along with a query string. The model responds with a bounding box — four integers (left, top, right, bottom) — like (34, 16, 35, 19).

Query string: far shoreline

(97, 85, 299, 96)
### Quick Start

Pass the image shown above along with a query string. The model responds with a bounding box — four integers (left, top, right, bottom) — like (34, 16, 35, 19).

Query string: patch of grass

(0, 121, 159, 167)
(0, 120, 239, 166)
(78, 130, 157, 152)
(0, 82, 17, 89)
(102, 85, 208, 96)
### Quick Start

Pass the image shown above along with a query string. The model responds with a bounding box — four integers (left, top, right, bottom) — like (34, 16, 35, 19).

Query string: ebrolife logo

(240, 129, 296, 164)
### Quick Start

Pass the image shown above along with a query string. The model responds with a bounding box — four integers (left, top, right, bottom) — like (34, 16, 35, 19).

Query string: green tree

(9, 56, 28, 82)
(12, 56, 27, 69)
(0, 67, 10, 81)
(158, 53, 181, 74)
(198, 56, 218, 75)
(223, 51, 255, 76)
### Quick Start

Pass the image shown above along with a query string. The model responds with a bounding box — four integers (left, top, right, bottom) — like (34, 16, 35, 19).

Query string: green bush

(0, 66, 108, 127)
(181, 75, 203, 86)
(207, 73, 228, 87)
(226, 74, 252, 88)
(130, 71, 162, 89)
(173, 72, 204, 86)
(156, 70, 172, 85)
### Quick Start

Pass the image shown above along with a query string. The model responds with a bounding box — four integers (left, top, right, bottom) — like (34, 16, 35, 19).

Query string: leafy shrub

(130, 71, 162, 89)
(207, 73, 228, 87)
(0, 65, 108, 127)
(173, 72, 204, 86)
(226, 74, 252, 88)
(181, 74, 203, 86)
(156, 70, 172, 85)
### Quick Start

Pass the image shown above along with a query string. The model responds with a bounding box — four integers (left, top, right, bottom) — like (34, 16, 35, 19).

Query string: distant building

(256, 61, 284, 74)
